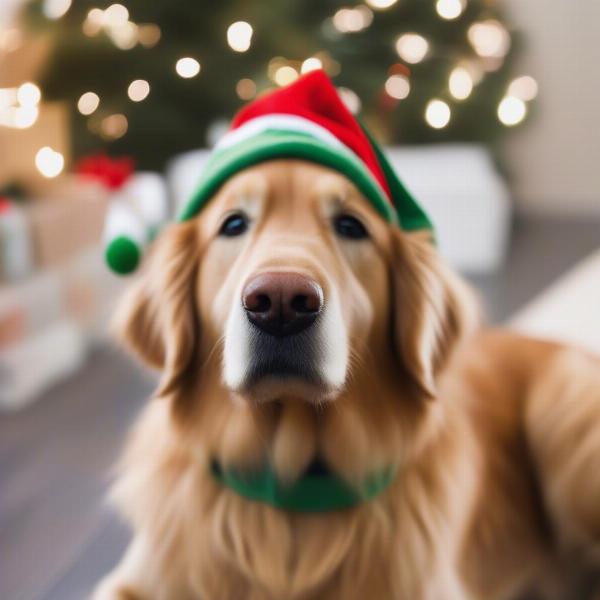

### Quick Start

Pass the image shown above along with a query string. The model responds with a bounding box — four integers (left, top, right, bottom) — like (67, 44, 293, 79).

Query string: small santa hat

(106, 70, 432, 274)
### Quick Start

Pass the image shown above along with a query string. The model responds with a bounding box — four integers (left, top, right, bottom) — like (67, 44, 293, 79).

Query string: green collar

(211, 459, 396, 512)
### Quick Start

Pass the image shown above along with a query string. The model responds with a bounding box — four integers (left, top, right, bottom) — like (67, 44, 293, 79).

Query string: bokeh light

(395, 33, 429, 64)
(468, 20, 511, 58)
(42, 0, 72, 20)
(17, 83, 41, 107)
(100, 113, 128, 139)
(498, 96, 526, 126)
(274, 65, 298, 86)
(508, 76, 538, 101)
(236, 78, 257, 100)
(227, 21, 253, 52)
(385, 74, 410, 99)
(175, 57, 201, 78)
(449, 67, 473, 100)
(35, 146, 64, 177)
(425, 99, 451, 128)
(127, 80, 150, 102)
(436, 0, 464, 20)
(77, 92, 100, 115)
(301, 57, 323, 74)
(365, 0, 397, 9)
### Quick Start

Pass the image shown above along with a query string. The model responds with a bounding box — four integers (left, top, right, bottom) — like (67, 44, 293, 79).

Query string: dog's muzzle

(223, 270, 348, 400)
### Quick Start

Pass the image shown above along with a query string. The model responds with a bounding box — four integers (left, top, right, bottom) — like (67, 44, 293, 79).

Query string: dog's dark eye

(219, 212, 248, 237)
(333, 214, 369, 240)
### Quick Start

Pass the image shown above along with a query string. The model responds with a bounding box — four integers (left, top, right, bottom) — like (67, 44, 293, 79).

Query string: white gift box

(0, 320, 85, 410)
(167, 144, 511, 274)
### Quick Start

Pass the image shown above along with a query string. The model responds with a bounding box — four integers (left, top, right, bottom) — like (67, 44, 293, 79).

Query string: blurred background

(0, 1, 598, 598)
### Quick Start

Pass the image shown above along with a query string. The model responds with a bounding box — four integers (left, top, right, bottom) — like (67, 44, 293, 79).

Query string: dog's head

(115, 160, 476, 478)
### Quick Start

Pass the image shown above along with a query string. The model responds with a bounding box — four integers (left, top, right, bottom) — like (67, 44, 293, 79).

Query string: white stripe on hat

(215, 114, 347, 153)
(213, 112, 390, 203)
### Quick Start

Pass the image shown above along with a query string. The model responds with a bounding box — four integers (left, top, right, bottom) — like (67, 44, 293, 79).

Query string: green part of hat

(360, 123, 434, 233)
(105, 235, 141, 275)
(178, 128, 433, 233)
(211, 460, 396, 513)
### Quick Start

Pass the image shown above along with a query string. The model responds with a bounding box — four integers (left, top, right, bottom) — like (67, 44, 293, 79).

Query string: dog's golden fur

(95, 161, 600, 599)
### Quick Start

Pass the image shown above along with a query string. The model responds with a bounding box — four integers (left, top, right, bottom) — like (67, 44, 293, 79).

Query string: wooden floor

(1, 216, 599, 600)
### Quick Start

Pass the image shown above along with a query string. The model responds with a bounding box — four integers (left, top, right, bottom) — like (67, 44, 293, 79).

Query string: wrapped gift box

(0, 246, 125, 350)
(26, 178, 109, 268)
(0, 102, 70, 189)
(0, 320, 85, 411)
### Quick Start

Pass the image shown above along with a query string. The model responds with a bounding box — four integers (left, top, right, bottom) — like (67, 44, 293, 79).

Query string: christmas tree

(23, 0, 537, 170)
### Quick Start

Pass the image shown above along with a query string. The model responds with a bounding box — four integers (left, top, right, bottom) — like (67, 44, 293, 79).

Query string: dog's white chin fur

(222, 289, 349, 403)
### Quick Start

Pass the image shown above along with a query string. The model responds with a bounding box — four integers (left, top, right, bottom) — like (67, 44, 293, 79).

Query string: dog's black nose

(242, 272, 323, 337)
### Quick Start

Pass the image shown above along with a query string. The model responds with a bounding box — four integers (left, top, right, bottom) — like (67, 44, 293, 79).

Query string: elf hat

(105, 70, 432, 274)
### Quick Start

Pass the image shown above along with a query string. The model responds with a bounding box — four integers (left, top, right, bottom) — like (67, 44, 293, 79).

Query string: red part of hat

(231, 70, 391, 200)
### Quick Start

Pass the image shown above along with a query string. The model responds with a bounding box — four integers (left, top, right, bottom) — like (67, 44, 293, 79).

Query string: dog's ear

(390, 229, 478, 398)
(112, 220, 200, 397)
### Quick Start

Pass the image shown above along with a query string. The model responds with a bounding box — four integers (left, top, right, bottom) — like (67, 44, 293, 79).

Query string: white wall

(503, 0, 600, 216)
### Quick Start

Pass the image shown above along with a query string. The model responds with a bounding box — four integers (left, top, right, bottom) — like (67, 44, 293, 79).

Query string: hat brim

(179, 129, 401, 225)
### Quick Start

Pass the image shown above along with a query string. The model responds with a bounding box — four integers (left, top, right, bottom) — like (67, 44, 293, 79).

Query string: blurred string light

(301, 57, 323, 74)
(100, 113, 128, 139)
(77, 91, 100, 115)
(395, 33, 429, 64)
(448, 66, 473, 100)
(0, 82, 41, 129)
(497, 96, 526, 126)
(236, 78, 256, 100)
(137, 24, 161, 48)
(176, 57, 201, 78)
(109, 21, 138, 50)
(268, 57, 286, 80)
(35, 146, 64, 178)
(332, 6, 373, 33)
(227, 21, 253, 52)
(17, 83, 41, 107)
(385, 74, 410, 99)
(80, 4, 144, 50)
(425, 99, 451, 128)
(42, 0, 72, 20)
(365, 0, 397, 9)
(508, 75, 538, 101)
(82, 8, 104, 35)
(435, 0, 465, 21)
(468, 20, 510, 58)
(103, 3, 128, 27)
(127, 79, 150, 102)
(274, 65, 298, 86)
(337, 87, 361, 114)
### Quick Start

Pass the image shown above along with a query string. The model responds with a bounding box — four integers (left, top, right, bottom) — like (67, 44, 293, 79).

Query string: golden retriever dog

(95, 160, 600, 600)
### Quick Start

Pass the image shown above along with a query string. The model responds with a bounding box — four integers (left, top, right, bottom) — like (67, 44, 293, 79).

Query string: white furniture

(510, 248, 600, 354)
(167, 144, 512, 274)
